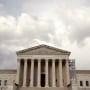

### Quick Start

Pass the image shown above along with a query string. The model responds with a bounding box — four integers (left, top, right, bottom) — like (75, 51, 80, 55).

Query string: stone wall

(76, 70, 90, 90)
(0, 70, 16, 90)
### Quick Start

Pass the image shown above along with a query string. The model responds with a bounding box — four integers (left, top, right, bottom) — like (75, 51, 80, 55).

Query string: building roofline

(0, 69, 17, 74)
(16, 44, 71, 55)
(76, 70, 90, 74)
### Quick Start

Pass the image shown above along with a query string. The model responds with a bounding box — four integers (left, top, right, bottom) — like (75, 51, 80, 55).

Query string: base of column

(60, 83, 63, 87)
(52, 85, 56, 87)
(30, 85, 33, 87)
(45, 85, 49, 87)
(22, 85, 26, 87)
(59, 85, 64, 88)
(37, 85, 41, 87)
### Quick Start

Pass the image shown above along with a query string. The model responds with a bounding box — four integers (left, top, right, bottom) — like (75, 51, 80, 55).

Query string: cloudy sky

(0, 0, 90, 70)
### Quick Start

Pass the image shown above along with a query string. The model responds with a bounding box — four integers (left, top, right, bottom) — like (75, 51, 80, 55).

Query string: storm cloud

(0, 0, 90, 69)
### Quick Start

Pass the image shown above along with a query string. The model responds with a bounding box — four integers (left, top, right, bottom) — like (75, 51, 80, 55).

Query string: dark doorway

(41, 74, 45, 87)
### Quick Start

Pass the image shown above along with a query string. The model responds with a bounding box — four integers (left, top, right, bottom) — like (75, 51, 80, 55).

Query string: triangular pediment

(16, 44, 71, 55)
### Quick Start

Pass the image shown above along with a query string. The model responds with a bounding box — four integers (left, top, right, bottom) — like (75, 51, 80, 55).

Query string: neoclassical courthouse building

(0, 44, 90, 90)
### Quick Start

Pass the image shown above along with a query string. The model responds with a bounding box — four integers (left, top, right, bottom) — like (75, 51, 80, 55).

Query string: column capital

(46, 59, 48, 62)
(31, 59, 34, 62)
(59, 60, 62, 65)
(66, 59, 69, 62)
(59, 59, 62, 62)
(24, 59, 27, 62)
(38, 59, 41, 62)
(52, 59, 55, 62)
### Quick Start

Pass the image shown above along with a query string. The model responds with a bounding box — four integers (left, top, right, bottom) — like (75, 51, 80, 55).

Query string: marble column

(37, 60, 41, 87)
(16, 59, 20, 84)
(59, 60, 63, 87)
(52, 59, 56, 87)
(45, 59, 48, 87)
(66, 60, 70, 85)
(23, 60, 27, 87)
(30, 60, 34, 87)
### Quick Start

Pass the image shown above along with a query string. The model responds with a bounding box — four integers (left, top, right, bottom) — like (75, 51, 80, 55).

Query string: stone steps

(19, 87, 68, 90)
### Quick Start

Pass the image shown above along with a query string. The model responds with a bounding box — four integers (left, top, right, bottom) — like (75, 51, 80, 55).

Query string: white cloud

(0, 0, 90, 69)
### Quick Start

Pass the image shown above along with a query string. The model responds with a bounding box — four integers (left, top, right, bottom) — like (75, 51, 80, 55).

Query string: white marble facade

(15, 44, 71, 88)
(0, 44, 90, 90)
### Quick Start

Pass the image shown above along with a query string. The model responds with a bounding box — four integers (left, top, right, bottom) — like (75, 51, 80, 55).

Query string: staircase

(18, 87, 68, 90)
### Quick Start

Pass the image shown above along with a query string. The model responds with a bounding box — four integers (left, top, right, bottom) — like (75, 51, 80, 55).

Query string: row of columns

(16, 59, 70, 87)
